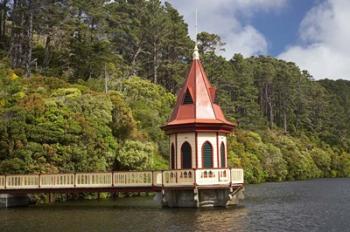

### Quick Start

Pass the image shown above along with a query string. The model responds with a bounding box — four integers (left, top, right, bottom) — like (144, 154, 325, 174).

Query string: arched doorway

(171, 143, 176, 169)
(181, 142, 192, 169)
(220, 142, 226, 168)
(202, 141, 213, 168)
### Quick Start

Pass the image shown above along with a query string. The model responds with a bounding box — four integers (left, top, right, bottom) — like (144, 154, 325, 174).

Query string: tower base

(161, 187, 244, 208)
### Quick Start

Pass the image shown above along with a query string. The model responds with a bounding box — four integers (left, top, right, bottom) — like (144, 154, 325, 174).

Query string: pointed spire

(161, 8, 234, 134)
(162, 48, 234, 134)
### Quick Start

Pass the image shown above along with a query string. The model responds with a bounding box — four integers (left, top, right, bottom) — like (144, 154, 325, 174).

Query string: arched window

(171, 143, 176, 169)
(202, 141, 213, 168)
(181, 142, 192, 169)
(220, 142, 226, 168)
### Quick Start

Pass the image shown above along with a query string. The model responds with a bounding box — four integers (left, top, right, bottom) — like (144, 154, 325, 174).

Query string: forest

(0, 0, 350, 184)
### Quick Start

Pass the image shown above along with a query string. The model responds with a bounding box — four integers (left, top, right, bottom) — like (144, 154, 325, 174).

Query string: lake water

(1, 178, 350, 232)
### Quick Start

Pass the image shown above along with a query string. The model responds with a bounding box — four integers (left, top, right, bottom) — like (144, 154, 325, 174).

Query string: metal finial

(195, 8, 198, 44)
(193, 9, 199, 60)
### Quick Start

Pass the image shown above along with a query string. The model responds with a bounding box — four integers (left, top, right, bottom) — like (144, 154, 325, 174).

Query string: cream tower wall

(171, 132, 196, 169)
(169, 132, 227, 169)
(197, 132, 217, 168)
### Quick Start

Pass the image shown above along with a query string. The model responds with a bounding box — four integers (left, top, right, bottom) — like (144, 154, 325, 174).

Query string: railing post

(4, 175, 6, 189)
(38, 174, 41, 188)
(175, 170, 178, 184)
(161, 170, 164, 188)
(193, 169, 196, 187)
(112, 171, 114, 187)
(151, 171, 154, 188)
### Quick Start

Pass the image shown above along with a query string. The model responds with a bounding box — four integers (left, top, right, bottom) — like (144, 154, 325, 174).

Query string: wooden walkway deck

(0, 168, 244, 194)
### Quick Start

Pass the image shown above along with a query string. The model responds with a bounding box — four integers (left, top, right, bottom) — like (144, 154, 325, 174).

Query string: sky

(167, 0, 350, 80)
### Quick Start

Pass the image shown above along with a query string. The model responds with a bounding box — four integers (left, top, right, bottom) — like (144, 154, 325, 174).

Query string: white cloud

(167, 0, 287, 58)
(279, 0, 350, 80)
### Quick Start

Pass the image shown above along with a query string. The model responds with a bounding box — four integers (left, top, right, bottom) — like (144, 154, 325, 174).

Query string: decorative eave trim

(161, 123, 235, 135)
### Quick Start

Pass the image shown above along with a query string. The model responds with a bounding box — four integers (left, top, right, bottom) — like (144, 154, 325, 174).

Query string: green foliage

(1, 0, 350, 186)
(120, 76, 175, 156)
(115, 140, 155, 171)
(228, 129, 350, 183)
(109, 91, 138, 141)
(197, 32, 225, 54)
(0, 70, 140, 174)
(0, 65, 173, 176)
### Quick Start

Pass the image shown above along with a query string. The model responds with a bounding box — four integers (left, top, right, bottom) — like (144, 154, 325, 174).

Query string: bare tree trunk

(264, 84, 273, 128)
(10, 0, 21, 68)
(264, 85, 268, 117)
(153, 41, 158, 84)
(104, 63, 108, 94)
(0, 0, 8, 44)
(0, 3, 3, 38)
(24, 0, 33, 77)
(268, 101, 274, 129)
(43, 34, 51, 68)
(283, 111, 287, 133)
(130, 45, 142, 76)
(10, 0, 33, 76)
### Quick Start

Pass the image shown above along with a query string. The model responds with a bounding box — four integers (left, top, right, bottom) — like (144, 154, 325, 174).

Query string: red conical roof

(162, 47, 234, 134)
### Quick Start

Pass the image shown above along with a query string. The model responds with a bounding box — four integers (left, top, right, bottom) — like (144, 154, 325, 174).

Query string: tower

(160, 45, 243, 208)
(162, 45, 235, 171)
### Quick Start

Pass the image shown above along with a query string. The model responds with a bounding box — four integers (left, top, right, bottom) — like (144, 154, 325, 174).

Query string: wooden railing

(113, 172, 152, 187)
(6, 175, 39, 189)
(152, 171, 163, 187)
(0, 168, 243, 190)
(163, 169, 194, 187)
(0, 175, 6, 189)
(40, 174, 75, 188)
(76, 173, 112, 188)
(231, 169, 244, 184)
(195, 169, 231, 186)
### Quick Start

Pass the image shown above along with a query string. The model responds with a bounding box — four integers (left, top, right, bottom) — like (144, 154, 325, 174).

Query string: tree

(158, 2, 192, 92)
(10, 0, 34, 77)
(140, 0, 169, 84)
(251, 57, 276, 129)
(0, 0, 9, 48)
(197, 32, 225, 54)
(230, 54, 264, 128)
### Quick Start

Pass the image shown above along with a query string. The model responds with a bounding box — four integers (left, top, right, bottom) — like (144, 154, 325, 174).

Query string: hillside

(1, 60, 350, 183)
(0, 0, 350, 184)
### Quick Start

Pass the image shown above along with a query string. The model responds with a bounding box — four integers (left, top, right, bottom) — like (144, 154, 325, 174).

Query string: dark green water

(1, 178, 350, 232)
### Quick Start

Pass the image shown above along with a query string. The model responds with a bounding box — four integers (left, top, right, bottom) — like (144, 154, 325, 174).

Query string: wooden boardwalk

(0, 168, 244, 194)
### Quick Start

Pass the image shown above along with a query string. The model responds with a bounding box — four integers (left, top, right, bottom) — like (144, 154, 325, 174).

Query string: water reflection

(1, 179, 350, 232)
(192, 207, 248, 232)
